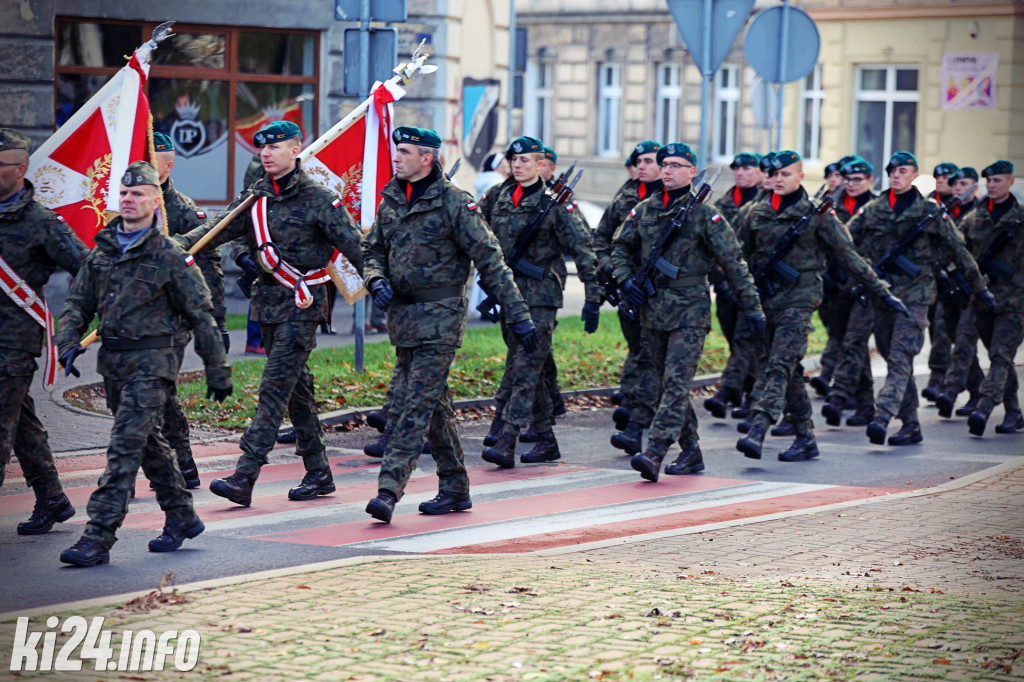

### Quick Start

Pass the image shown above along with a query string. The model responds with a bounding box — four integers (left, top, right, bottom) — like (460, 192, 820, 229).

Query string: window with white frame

(524, 60, 553, 143)
(655, 63, 681, 145)
(597, 63, 622, 157)
(799, 65, 824, 162)
(854, 65, 919, 190)
(713, 65, 739, 162)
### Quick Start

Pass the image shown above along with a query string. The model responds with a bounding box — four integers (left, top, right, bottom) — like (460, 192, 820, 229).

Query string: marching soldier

(361, 126, 537, 522)
(613, 142, 765, 481)
(55, 161, 232, 566)
(736, 151, 908, 461)
(929, 162, 959, 205)
(176, 121, 364, 506)
(846, 152, 993, 447)
(0, 128, 88, 535)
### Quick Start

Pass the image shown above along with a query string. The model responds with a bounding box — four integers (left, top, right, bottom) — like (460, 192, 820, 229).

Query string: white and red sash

(0, 254, 58, 389)
(250, 197, 332, 309)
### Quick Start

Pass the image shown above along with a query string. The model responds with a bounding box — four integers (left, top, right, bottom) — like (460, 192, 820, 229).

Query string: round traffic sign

(743, 5, 820, 84)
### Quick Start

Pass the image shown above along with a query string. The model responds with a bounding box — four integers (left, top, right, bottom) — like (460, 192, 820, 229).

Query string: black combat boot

(483, 413, 504, 447)
(664, 445, 704, 475)
(809, 375, 830, 397)
(888, 421, 923, 445)
(148, 516, 205, 552)
(60, 537, 110, 567)
(610, 391, 624, 405)
(935, 389, 957, 418)
(737, 425, 766, 459)
(704, 386, 739, 419)
(419, 491, 472, 515)
(366, 490, 397, 523)
(630, 449, 665, 482)
(519, 427, 539, 443)
(866, 416, 889, 445)
(968, 409, 989, 437)
(482, 430, 517, 469)
(778, 433, 819, 461)
(521, 431, 561, 463)
(821, 396, 845, 426)
(551, 391, 567, 417)
(845, 405, 875, 427)
(732, 395, 752, 420)
(921, 371, 944, 402)
(288, 467, 336, 500)
(956, 393, 979, 417)
(364, 422, 394, 458)
(178, 457, 201, 489)
(366, 409, 388, 432)
(995, 409, 1024, 434)
(17, 493, 75, 535)
(736, 419, 752, 434)
(276, 427, 297, 444)
(610, 421, 643, 455)
(612, 404, 631, 430)
(770, 420, 795, 437)
(210, 472, 256, 507)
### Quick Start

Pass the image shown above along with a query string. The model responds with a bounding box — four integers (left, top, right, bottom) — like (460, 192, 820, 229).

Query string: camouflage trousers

(872, 303, 928, 424)
(378, 344, 467, 501)
(161, 346, 193, 467)
(237, 320, 326, 479)
(750, 307, 815, 434)
(827, 299, 875, 408)
(716, 288, 741, 346)
(718, 314, 764, 397)
(939, 306, 984, 396)
(497, 306, 557, 433)
(816, 290, 845, 382)
(86, 376, 194, 548)
(926, 301, 952, 373)
(494, 319, 563, 429)
(973, 307, 1023, 417)
(640, 326, 704, 456)
(0, 350, 62, 498)
(618, 309, 657, 413)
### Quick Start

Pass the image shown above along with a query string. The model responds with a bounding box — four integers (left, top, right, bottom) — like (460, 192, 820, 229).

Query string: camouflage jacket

(0, 180, 88, 356)
(162, 179, 225, 321)
(742, 188, 892, 311)
(488, 176, 602, 308)
(847, 187, 985, 306)
(176, 165, 363, 324)
(709, 185, 758, 285)
(594, 178, 642, 274)
(478, 181, 503, 226)
(962, 195, 1024, 309)
(611, 188, 762, 332)
(364, 167, 530, 348)
(56, 217, 228, 383)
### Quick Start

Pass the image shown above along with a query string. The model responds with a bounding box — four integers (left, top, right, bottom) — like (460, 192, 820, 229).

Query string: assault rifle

(476, 163, 583, 323)
(977, 217, 1022, 283)
(752, 184, 837, 299)
(618, 167, 721, 321)
(936, 267, 974, 309)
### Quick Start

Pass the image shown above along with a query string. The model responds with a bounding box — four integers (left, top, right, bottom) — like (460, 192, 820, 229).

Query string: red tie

(405, 182, 412, 203)
(953, 205, 961, 220)
(662, 191, 670, 208)
(732, 186, 742, 206)
(271, 177, 281, 195)
(638, 183, 647, 200)
(512, 184, 524, 207)
(844, 194, 857, 215)
(888, 190, 897, 209)
(770, 192, 781, 211)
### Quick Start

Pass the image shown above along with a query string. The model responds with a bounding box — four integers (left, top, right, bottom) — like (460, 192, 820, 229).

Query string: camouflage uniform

(363, 165, 530, 500)
(612, 188, 762, 458)
(0, 179, 88, 496)
(489, 176, 603, 436)
(177, 165, 363, 480)
(847, 188, 987, 426)
(55, 217, 229, 548)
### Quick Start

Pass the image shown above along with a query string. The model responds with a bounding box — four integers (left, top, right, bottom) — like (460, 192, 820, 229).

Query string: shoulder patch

(467, 202, 478, 211)
(566, 204, 575, 213)
(711, 213, 722, 223)
(56, 215, 66, 223)
(857, 207, 864, 216)
(183, 254, 195, 267)
(629, 208, 636, 218)
(195, 211, 207, 219)
(829, 209, 837, 216)
(332, 198, 343, 209)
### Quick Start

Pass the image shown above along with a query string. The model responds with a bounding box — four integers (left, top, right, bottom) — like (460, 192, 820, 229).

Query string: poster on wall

(462, 78, 500, 171)
(941, 52, 998, 110)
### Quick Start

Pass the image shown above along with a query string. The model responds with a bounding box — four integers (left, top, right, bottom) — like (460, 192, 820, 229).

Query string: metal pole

(354, 0, 371, 372)
(508, 0, 516, 143)
(775, 0, 790, 150)
(699, 0, 712, 170)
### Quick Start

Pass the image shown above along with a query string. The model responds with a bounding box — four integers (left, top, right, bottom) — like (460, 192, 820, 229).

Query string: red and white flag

(26, 27, 171, 247)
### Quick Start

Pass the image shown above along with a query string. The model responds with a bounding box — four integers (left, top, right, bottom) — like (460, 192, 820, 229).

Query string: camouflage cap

(932, 162, 958, 178)
(121, 160, 160, 187)
(253, 120, 302, 148)
(759, 152, 777, 173)
(393, 125, 442, 148)
(505, 135, 544, 159)
(841, 157, 874, 176)
(770, 150, 801, 171)
(0, 128, 32, 153)
(730, 152, 761, 169)
(657, 142, 697, 166)
(982, 160, 1014, 178)
(952, 166, 979, 183)
(153, 131, 175, 152)
(885, 151, 918, 174)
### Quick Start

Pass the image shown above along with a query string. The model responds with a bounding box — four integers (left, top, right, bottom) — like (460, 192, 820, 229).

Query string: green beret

(392, 125, 442, 149)
(121, 160, 160, 187)
(953, 167, 979, 183)
(933, 162, 958, 178)
(253, 120, 302, 148)
(153, 131, 175, 152)
(759, 152, 777, 173)
(629, 140, 662, 166)
(730, 152, 761, 169)
(623, 155, 634, 167)
(982, 160, 1014, 177)
(885, 151, 918, 174)
(657, 142, 697, 166)
(506, 135, 544, 159)
(771, 150, 801, 172)
(841, 158, 874, 176)
(0, 128, 32, 153)
(543, 146, 557, 163)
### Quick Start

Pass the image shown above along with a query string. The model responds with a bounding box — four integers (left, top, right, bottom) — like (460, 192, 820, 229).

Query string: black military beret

(730, 152, 761, 169)
(932, 162, 958, 178)
(657, 142, 697, 166)
(885, 151, 918, 174)
(393, 125, 442, 149)
(952, 167, 979, 183)
(982, 160, 1014, 178)
(505, 135, 544, 159)
(253, 121, 302, 148)
(121, 160, 160, 187)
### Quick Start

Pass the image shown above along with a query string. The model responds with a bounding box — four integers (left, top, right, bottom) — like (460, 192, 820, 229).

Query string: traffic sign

(743, 5, 820, 83)
(750, 76, 778, 129)
(666, 0, 755, 75)
(334, 0, 407, 22)
(342, 28, 397, 96)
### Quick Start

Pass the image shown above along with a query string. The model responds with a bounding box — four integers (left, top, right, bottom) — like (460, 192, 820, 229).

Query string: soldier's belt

(101, 335, 179, 351)
(392, 285, 466, 304)
(664, 274, 709, 288)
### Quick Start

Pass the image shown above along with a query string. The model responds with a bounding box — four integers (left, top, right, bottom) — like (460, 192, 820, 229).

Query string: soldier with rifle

(736, 151, 908, 462)
(845, 151, 994, 447)
(612, 143, 765, 482)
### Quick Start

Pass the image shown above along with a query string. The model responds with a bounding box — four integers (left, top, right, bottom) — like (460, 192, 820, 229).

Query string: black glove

(236, 253, 259, 281)
(510, 318, 540, 354)
(369, 279, 393, 310)
(59, 345, 87, 378)
(882, 294, 910, 318)
(205, 366, 233, 403)
(218, 325, 231, 354)
(236, 274, 253, 299)
(746, 313, 767, 337)
(977, 289, 998, 313)
(621, 277, 652, 309)
(581, 301, 601, 334)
